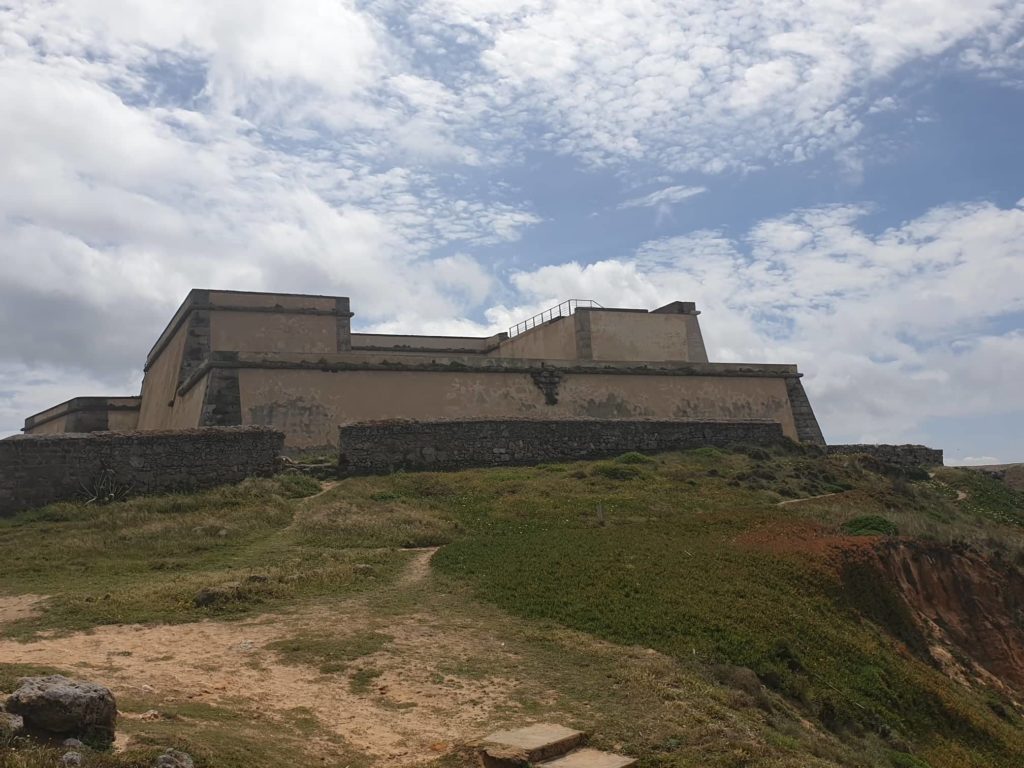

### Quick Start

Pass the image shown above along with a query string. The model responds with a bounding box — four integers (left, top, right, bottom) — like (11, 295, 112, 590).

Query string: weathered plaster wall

(586, 310, 705, 362)
(237, 367, 799, 450)
(138, 317, 190, 430)
(107, 408, 141, 431)
(23, 398, 141, 435)
(494, 317, 578, 359)
(24, 415, 69, 435)
(0, 427, 284, 517)
(338, 418, 786, 474)
(210, 311, 338, 354)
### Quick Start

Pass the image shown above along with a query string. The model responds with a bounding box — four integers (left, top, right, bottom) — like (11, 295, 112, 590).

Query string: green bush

(842, 515, 899, 536)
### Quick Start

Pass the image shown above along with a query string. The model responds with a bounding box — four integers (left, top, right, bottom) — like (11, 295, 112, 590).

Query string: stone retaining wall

(338, 418, 786, 475)
(827, 444, 943, 467)
(0, 427, 284, 517)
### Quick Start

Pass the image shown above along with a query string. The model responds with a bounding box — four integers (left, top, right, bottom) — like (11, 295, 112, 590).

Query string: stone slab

(482, 723, 586, 761)
(541, 748, 637, 768)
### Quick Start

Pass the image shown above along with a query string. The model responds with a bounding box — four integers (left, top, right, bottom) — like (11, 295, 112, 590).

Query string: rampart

(337, 418, 787, 474)
(0, 427, 283, 517)
(827, 444, 943, 467)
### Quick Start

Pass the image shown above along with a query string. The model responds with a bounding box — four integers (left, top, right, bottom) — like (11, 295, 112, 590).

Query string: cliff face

(862, 541, 1024, 694)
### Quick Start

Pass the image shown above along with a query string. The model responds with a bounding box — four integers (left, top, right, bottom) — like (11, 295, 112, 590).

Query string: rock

(61, 751, 83, 767)
(154, 748, 195, 768)
(353, 563, 375, 575)
(5, 675, 117, 744)
(62, 737, 85, 749)
(1, 708, 24, 737)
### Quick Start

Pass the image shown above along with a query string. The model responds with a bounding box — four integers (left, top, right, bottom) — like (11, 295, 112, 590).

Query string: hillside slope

(2, 446, 1024, 767)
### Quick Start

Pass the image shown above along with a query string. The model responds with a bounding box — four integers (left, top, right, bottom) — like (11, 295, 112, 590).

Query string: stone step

(480, 723, 587, 765)
(540, 748, 637, 768)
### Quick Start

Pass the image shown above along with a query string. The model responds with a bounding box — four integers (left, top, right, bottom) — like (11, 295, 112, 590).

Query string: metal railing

(508, 299, 603, 338)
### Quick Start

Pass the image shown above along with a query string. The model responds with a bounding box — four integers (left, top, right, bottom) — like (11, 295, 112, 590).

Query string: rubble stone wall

(0, 427, 283, 517)
(338, 418, 786, 474)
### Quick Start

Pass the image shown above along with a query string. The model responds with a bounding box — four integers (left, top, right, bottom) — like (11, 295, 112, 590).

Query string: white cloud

(409, 0, 1024, 170)
(500, 200, 1024, 444)
(619, 185, 706, 210)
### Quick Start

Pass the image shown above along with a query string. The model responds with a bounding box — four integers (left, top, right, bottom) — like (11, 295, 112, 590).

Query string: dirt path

(0, 553, 519, 765)
(776, 491, 846, 507)
(398, 547, 439, 587)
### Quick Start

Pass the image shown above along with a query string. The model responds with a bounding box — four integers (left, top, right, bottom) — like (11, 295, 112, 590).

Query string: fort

(21, 289, 826, 451)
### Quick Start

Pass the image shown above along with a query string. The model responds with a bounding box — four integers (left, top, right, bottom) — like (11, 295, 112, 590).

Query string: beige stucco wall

(172, 375, 209, 429)
(24, 415, 69, 435)
(138, 319, 190, 430)
(237, 367, 797, 450)
(107, 409, 141, 431)
(494, 317, 577, 360)
(210, 311, 338, 354)
(587, 311, 707, 362)
(209, 291, 337, 311)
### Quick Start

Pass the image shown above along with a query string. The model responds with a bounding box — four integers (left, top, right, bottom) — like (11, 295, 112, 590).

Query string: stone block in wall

(337, 418, 787, 475)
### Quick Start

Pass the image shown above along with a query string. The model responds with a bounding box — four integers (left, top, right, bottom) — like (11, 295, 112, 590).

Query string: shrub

(842, 516, 899, 537)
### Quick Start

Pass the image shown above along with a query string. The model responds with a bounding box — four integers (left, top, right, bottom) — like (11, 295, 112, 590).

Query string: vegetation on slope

(1, 448, 1023, 767)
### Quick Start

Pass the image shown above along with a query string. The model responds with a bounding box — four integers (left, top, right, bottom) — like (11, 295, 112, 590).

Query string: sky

(0, 0, 1022, 464)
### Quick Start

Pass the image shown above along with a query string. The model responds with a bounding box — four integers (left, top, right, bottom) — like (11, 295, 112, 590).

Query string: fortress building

(22, 290, 825, 451)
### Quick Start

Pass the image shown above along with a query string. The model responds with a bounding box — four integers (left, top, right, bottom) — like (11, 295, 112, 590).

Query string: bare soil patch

(0, 595, 44, 630)
(0, 557, 527, 765)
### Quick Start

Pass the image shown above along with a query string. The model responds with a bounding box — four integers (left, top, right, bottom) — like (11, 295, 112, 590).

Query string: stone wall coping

(176, 351, 802, 397)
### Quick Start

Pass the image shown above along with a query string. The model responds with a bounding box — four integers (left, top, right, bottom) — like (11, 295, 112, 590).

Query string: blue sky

(0, 0, 1022, 463)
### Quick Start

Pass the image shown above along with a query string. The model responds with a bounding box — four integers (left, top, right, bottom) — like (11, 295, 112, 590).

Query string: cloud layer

(1, 0, 1022, 456)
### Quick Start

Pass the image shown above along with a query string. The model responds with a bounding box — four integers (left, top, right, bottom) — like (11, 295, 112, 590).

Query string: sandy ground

(0, 550, 532, 765)
(0, 594, 43, 628)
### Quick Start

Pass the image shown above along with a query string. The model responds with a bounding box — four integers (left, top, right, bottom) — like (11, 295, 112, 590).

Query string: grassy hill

(2, 445, 1024, 768)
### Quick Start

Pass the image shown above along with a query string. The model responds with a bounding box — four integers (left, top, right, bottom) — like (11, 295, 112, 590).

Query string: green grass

(3, 449, 1024, 768)
(265, 630, 392, 674)
(0, 477, 403, 637)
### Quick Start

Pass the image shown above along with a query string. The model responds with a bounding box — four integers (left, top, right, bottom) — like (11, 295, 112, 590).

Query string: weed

(349, 667, 383, 694)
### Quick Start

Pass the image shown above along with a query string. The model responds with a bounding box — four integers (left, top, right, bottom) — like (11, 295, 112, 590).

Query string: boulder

(154, 748, 195, 768)
(61, 751, 83, 767)
(1, 707, 24, 738)
(5, 675, 116, 743)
